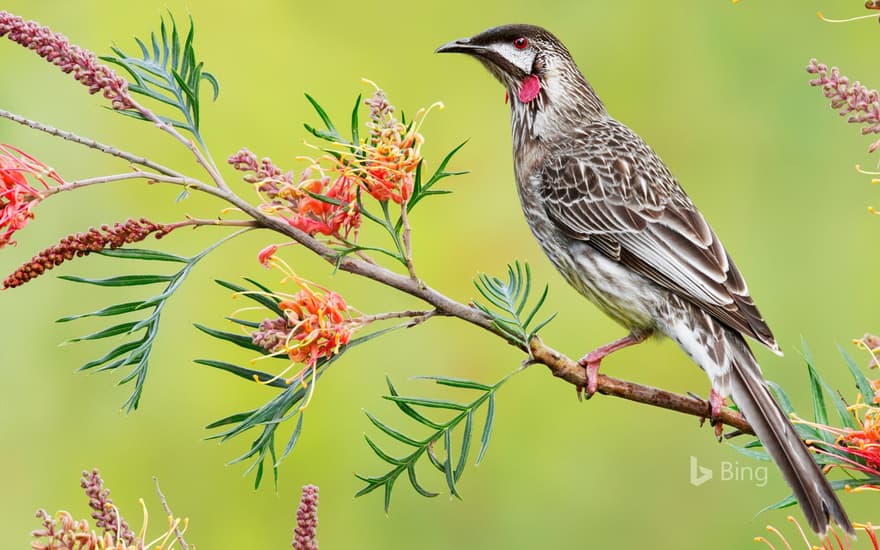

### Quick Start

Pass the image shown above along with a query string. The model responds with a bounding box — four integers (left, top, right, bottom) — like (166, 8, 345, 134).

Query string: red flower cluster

(229, 86, 438, 245)
(0, 144, 63, 249)
(353, 87, 424, 204)
(805, 370, 880, 487)
(0, 11, 133, 109)
(283, 170, 360, 238)
(251, 277, 355, 373)
(838, 408, 880, 478)
(228, 149, 361, 240)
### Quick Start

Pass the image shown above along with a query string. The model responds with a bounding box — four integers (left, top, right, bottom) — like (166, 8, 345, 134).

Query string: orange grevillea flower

(0, 144, 63, 249)
(249, 261, 358, 380)
(280, 170, 360, 238)
(246, 259, 364, 410)
(228, 149, 361, 240)
(838, 407, 880, 477)
(276, 285, 353, 368)
(332, 83, 441, 205)
(797, 394, 880, 485)
(229, 84, 440, 246)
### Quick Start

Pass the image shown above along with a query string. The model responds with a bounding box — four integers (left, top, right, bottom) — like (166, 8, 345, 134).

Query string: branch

(129, 98, 229, 192)
(153, 477, 190, 550)
(528, 338, 753, 435)
(211, 190, 754, 436)
(0, 109, 183, 178)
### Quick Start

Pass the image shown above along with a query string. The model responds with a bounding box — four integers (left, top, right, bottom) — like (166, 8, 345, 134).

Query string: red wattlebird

(436, 24, 852, 536)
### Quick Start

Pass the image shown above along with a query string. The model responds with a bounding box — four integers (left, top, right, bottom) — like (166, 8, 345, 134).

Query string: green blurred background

(1, 1, 877, 547)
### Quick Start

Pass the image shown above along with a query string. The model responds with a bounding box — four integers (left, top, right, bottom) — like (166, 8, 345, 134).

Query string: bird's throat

(518, 75, 541, 103)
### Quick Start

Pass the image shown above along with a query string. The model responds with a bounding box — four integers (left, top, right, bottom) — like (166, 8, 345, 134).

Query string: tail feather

(727, 332, 853, 537)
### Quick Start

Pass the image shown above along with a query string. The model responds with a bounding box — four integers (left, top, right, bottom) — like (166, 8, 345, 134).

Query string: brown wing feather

(541, 120, 779, 353)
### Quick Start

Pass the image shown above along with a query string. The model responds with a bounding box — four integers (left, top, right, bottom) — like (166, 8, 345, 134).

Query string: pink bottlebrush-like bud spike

(3, 218, 170, 289)
(292, 485, 319, 550)
(808, 59, 880, 152)
(0, 11, 133, 109)
(80, 468, 136, 545)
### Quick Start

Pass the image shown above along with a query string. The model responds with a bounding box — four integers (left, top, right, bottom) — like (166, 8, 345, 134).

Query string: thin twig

(399, 201, 418, 281)
(356, 309, 440, 325)
(164, 217, 261, 231)
(45, 171, 210, 195)
(42, 170, 227, 204)
(0, 109, 183, 178)
(130, 98, 230, 192)
(152, 477, 190, 550)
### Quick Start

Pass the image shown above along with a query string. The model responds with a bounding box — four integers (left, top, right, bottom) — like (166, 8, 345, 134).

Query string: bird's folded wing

(540, 127, 779, 353)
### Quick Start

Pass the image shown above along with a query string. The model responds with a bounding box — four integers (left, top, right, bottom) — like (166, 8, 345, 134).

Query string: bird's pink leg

(708, 389, 726, 441)
(576, 332, 649, 399)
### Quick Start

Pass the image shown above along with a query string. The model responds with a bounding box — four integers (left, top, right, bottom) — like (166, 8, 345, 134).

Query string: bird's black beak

(435, 37, 484, 55)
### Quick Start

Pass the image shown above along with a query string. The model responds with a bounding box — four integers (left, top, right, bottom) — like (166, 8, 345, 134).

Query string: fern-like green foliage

(473, 261, 556, 349)
(102, 14, 219, 144)
(356, 371, 519, 511)
(58, 245, 218, 411)
(197, 279, 410, 488)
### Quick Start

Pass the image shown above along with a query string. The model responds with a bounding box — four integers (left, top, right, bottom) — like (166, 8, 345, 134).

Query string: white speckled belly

(514, 168, 660, 334)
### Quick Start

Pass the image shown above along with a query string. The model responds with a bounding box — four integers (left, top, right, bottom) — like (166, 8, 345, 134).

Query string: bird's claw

(575, 358, 601, 400)
(692, 389, 726, 441)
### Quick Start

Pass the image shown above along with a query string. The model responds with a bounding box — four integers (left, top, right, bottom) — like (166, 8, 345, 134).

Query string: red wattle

(518, 75, 541, 103)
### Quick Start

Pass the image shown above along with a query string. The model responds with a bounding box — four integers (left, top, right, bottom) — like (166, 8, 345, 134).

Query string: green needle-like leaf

(56, 300, 147, 322)
(67, 321, 140, 342)
(98, 248, 188, 262)
(802, 341, 829, 430)
(476, 393, 495, 466)
(193, 359, 288, 388)
(443, 429, 461, 499)
(407, 465, 439, 498)
(365, 412, 424, 447)
(59, 274, 174, 287)
(193, 323, 266, 353)
(215, 279, 284, 316)
(350, 93, 362, 146)
(839, 346, 875, 400)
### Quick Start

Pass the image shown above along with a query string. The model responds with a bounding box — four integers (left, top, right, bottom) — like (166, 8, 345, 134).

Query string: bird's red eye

(514, 37, 528, 49)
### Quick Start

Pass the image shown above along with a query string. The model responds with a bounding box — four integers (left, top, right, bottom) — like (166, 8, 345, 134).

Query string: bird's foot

(706, 390, 727, 441)
(575, 356, 603, 401)
(690, 389, 727, 440)
(709, 389, 727, 440)
(574, 332, 649, 401)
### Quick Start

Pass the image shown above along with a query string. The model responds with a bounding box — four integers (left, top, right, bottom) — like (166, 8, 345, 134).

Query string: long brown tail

(726, 331, 853, 536)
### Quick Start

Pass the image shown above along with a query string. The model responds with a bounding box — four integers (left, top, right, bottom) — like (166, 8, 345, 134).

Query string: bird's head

(436, 24, 595, 111)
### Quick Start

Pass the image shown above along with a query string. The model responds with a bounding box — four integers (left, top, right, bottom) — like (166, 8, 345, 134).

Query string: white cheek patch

(488, 43, 535, 74)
